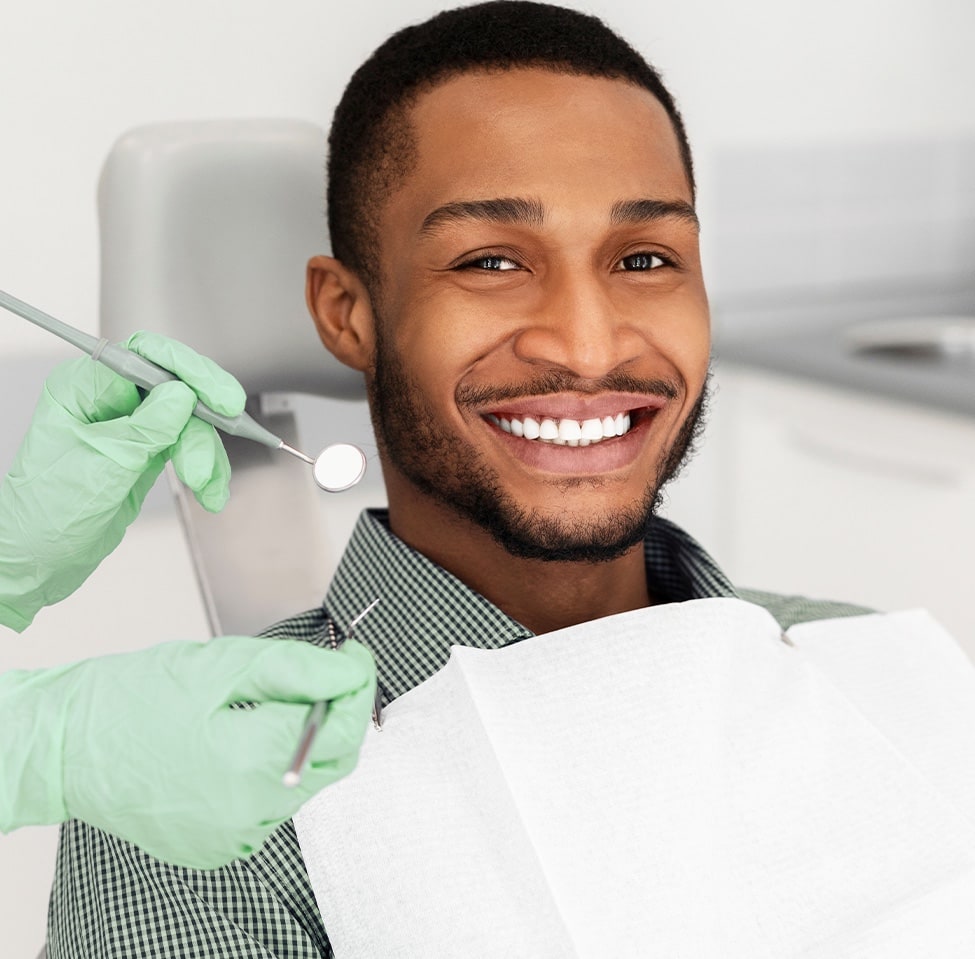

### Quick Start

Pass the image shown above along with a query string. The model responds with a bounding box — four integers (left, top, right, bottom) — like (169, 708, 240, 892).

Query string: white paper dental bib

(294, 598, 975, 958)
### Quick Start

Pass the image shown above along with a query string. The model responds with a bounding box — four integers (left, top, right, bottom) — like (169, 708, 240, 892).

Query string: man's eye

(461, 255, 520, 271)
(619, 252, 667, 271)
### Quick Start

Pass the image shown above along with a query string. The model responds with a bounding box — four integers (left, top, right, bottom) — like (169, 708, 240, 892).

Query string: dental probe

(283, 597, 383, 788)
(0, 288, 366, 493)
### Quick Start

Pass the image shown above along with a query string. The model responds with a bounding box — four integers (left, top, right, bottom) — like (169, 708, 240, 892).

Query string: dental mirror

(310, 442, 368, 492)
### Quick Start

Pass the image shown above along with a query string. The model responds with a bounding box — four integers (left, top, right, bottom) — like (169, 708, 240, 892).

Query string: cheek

(386, 318, 477, 420)
(677, 323, 711, 385)
(392, 289, 511, 383)
(640, 306, 710, 391)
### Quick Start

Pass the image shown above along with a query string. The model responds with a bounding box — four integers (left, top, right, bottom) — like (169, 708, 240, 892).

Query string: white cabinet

(695, 365, 975, 655)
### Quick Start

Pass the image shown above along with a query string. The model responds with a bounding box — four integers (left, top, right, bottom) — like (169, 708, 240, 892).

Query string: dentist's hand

(0, 332, 245, 631)
(0, 635, 376, 869)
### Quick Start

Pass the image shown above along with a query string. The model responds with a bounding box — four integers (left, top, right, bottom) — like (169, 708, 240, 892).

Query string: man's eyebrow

(418, 197, 545, 237)
(610, 198, 700, 230)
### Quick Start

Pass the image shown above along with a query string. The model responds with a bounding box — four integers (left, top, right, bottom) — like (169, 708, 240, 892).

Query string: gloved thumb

(218, 637, 376, 705)
(76, 380, 198, 470)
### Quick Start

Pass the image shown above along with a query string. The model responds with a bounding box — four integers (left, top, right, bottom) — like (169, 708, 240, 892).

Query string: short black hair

(326, 0, 694, 291)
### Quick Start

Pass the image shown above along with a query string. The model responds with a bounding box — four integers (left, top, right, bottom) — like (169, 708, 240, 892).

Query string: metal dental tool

(283, 597, 383, 788)
(0, 289, 366, 492)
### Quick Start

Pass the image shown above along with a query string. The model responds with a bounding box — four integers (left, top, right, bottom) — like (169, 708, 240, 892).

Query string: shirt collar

(643, 515, 739, 603)
(324, 509, 530, 700)
(325, 509, 738, 701)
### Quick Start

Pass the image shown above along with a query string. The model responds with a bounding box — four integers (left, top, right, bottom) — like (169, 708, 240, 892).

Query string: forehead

(387, 67, 692, 230)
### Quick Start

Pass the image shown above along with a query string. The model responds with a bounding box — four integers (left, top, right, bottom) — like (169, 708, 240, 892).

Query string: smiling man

(306, 54, 711, 636)
(48, 3, 867, 956)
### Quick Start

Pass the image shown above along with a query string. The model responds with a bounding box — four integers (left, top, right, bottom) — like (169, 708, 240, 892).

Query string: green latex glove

(0, 635, 376, 869)
(0, 331, 246, 631)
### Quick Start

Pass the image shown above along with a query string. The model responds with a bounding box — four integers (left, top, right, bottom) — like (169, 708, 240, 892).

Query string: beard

(368, 326, 710, 563)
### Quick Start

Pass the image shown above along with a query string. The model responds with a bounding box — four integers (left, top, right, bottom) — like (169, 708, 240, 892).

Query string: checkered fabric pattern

(46, 509, 870, 958)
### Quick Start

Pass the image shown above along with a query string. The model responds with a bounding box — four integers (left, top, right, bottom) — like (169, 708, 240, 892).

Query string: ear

(305, 255, 376, 372)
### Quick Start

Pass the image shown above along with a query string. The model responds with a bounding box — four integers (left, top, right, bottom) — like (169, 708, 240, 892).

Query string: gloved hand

(0, 634, 376, 869)
(0, 331, 246, 631)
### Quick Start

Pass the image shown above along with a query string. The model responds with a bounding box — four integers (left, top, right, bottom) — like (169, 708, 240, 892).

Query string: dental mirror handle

(103, 343, 365, 489)
(0, 288, 366, 489)
(1, 287, 290, 451)
(94, 339, 289, 450)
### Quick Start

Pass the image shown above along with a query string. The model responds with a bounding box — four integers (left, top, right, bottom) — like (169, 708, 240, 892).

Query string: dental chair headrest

(98, 118, 365, 400)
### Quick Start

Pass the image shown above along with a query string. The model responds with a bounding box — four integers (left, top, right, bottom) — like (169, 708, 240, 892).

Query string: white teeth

(488, 410, 638, 446)
(557, 419, 582, 442)
(581, 418, 603, 440)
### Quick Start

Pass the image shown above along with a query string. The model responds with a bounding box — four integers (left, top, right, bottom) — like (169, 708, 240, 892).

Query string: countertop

(713, 286, 975, 418)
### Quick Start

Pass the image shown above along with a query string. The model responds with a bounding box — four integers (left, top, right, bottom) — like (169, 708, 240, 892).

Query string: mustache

(456, 370, 681, 407)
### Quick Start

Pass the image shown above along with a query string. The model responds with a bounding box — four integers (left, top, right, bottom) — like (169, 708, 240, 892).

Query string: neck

(385, 489, 653, 636)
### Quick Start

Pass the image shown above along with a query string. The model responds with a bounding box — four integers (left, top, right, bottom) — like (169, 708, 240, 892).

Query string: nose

(512, 270, 643, 379)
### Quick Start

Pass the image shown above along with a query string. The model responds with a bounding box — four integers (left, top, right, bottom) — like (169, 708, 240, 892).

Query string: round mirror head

(313, 443, 367, 492)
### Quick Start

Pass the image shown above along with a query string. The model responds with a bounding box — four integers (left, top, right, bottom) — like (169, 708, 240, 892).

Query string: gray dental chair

(98, 119, 378, 637)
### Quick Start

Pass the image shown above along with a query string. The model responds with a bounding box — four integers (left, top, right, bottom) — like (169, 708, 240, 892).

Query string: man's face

(367, 68, 710, 561)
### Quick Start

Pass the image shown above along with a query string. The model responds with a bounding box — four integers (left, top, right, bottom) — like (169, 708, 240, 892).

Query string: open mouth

(484, 408, 649, 446)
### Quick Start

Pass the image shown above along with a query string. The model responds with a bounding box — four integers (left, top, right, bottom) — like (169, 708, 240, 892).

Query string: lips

(476, 392, 667, 473)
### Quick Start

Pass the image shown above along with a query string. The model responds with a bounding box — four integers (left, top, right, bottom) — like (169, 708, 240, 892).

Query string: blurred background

(1, 0, 974, 952)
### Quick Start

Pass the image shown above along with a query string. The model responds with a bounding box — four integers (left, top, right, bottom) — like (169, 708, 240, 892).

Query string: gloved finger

(335, 636, 376, 674)
(217, 637, 376, 705)
(306, 748, 362, 784)
(126, 330, 247, 417)
(218, 693, 371, 774)
(262, 752, 362, 823)
(43, 356, 143, 423)
(307, 680, 375, 762)
(170, 416, 232, 513)
(74, 381, 198, 471)
(130, 815, 263, 871)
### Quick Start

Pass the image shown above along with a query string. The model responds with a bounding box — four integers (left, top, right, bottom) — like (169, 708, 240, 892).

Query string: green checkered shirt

(46, 509, 869, 958)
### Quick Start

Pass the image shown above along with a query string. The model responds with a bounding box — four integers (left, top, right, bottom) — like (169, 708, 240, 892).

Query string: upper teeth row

(487, 412, 632, 445)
